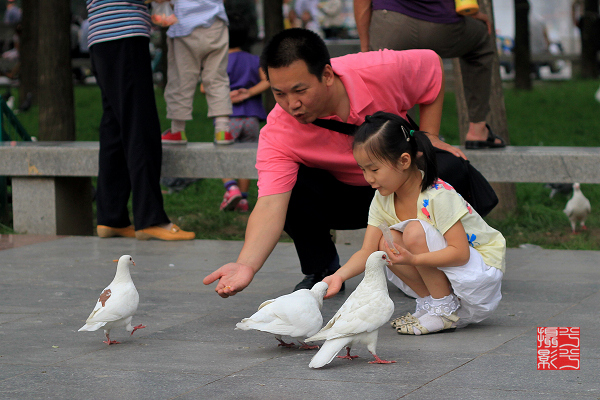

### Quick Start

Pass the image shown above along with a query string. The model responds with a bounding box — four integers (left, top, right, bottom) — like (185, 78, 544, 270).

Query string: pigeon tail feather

(78, 321, 106, 332)
(309, 337, 352, 368)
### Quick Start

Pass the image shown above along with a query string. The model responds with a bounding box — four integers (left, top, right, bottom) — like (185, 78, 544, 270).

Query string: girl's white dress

(368, 179, 506, 328)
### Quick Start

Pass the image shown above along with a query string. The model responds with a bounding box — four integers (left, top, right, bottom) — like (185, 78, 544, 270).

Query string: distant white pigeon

(306, 251, 396, 368)
(78, 255, 145, 345)
(563, 183, 591, 234)
(236, 281, 328, 349)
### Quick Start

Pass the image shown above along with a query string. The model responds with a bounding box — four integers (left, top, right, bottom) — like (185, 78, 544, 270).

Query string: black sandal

(465, 124, 506, 149)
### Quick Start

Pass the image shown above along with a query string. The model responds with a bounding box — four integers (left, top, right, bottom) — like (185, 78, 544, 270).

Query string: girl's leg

(401, 221, 452, 299)
(386, 221, 460, 335)
(238, 179, 250, 193)
(382, 227, 430, 323)
(381, 230, 428, 297)
(383, 221, 451, 298)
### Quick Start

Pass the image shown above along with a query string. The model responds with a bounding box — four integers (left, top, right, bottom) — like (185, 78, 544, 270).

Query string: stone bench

(1, 142, 599, 236)
(0, 142, 258, 235)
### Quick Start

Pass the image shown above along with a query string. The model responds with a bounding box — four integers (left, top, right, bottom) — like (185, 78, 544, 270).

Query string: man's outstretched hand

(203, 263, 255, 298)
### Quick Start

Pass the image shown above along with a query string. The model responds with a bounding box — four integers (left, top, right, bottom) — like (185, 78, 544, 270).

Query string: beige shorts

(164, 19, 232, 120)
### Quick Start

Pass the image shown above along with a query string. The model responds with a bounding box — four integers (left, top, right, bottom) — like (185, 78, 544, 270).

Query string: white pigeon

(306, 251, 396, 368)
(563, 183, 591, 234)
(236, 282, 328, 349)
(78, 255, 145, 345)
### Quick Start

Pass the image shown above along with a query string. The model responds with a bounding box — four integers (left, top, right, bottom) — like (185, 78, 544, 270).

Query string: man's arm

(418, 56, 466, 159)
(354, 0, 373, 52)
(203, 191, 291, 298)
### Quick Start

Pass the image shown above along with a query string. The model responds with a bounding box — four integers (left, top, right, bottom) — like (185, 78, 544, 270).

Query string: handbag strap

(312, 113, 419, 136)
(312, 118, 358, 136)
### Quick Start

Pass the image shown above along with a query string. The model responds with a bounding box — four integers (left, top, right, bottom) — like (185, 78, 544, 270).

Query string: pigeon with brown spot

(78, 255, 145, 344)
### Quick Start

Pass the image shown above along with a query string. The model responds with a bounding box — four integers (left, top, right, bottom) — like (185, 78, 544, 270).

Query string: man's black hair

(260, 28, 331, 81)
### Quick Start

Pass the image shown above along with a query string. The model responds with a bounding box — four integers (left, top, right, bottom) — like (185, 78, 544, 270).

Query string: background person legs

(284, 165, 375, 290)
(92, 37, 170, 231)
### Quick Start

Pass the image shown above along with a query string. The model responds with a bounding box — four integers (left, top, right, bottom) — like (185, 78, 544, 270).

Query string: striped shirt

(86, 0, 152, 48)
(167, 0, 228, 38)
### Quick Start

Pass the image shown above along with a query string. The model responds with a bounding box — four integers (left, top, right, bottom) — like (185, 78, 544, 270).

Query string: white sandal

(396, 294, 460, 335)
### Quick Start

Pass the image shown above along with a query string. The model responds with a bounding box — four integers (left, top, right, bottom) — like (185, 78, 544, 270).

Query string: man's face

(268, 60, 332, 124)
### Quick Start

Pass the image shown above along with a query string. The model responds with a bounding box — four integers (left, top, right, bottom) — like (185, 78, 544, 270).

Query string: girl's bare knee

(402, 221, 427, 252)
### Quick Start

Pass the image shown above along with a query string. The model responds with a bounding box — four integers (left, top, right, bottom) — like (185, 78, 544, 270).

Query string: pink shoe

(220, 185, 242, 211)
(235, 198, 249, 212)
(161, 129, 188, 145)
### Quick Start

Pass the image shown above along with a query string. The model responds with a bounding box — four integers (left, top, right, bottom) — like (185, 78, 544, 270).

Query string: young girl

(323, 112, 505, 335)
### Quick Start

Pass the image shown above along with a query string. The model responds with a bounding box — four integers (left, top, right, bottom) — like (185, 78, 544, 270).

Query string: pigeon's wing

(237, 291, 322, 337)
(563, 200, 575, 217)
(271, 294, 323, 338)
(307, 289, 393, 341)
(85, 283, 139, 324)
(584, 198, 592, 213)
(257, 298, 276, 310)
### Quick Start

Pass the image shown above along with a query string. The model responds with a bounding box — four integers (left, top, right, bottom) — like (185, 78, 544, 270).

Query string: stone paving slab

(0, 237, 598, 399)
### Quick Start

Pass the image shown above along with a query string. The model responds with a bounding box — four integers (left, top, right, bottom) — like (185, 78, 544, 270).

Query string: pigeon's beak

(133, 261, 136, 266)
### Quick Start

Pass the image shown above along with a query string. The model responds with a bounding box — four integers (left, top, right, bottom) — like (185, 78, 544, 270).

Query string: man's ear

(322, 64, 335, 86)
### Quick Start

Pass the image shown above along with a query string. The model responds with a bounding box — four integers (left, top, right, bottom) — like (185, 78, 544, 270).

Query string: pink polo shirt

(256, 49, 442, 198)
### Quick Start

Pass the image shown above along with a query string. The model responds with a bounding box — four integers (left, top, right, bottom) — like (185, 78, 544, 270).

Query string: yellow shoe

(97, 225, 136, 238)
(135, 224, 195, 241)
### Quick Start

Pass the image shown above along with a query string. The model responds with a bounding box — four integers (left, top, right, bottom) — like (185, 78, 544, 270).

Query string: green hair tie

(409, 130, 415, 136)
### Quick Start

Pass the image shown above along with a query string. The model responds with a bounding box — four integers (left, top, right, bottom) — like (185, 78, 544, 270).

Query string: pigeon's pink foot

(337, 354, 359, 360)
(298, 341, 319, 350)
(131, 324, 146, 335)
(276, 338, 295, 348)
(368, 352, 396, 364)
(337, 347, 359, 360)
(104, 333, 120, 345)
(582, 225, 587, 230)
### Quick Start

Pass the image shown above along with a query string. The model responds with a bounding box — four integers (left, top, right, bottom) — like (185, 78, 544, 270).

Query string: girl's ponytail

(412, 130, 438, 191)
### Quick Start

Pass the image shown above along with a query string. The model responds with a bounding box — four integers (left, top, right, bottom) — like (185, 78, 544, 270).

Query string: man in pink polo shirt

(204, 28, 465, 297)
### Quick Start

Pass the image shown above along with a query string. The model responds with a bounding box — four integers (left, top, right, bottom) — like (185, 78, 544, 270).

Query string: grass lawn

(2, 79, 599, 249)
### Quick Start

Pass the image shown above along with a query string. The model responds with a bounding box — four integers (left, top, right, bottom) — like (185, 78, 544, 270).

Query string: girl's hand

(384, 241, 416, 266)
(230, 88, 250, 104)
(322, 274, 344, 299)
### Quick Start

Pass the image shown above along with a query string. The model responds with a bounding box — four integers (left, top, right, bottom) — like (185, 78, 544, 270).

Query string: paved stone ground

(0, 236, 598, 399)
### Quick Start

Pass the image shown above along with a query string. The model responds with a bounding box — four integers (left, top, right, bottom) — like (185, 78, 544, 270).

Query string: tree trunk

(514, 0, 532, 90)
(454, 0, 517, 218)
(261, 0, 283, 113)
(38, 0, 75, 141)
(581, 0, 599, 78)
(19, 0, 39, 107)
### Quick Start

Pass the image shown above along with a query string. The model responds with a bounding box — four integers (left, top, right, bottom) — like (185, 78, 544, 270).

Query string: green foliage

(6, 80, 600, 249)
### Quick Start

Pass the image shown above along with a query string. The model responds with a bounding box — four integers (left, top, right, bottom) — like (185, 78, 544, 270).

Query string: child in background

(323, 112, 505, 335)
(161, 0, 233, 146)
(217, 15, 269, 211)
